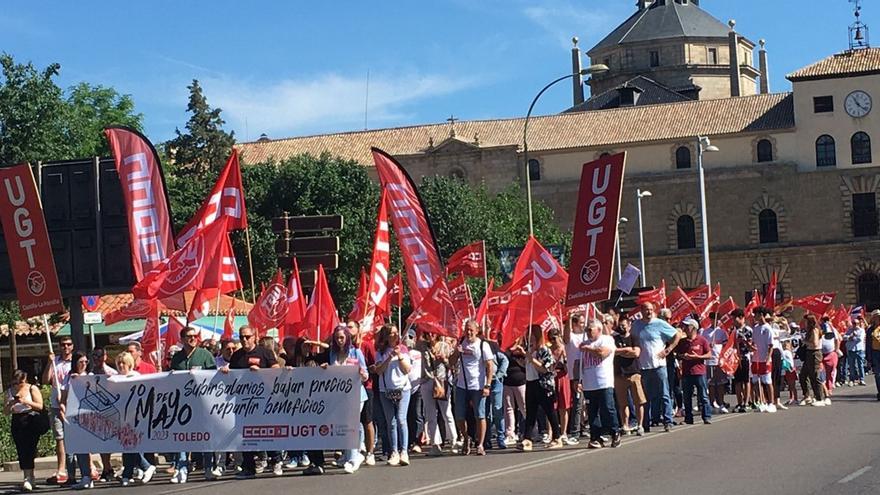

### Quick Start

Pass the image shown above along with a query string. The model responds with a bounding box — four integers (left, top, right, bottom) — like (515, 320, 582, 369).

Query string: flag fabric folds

(793, 292, 836, 316)
(294, 265, 339, 341)
(446, 241, 486, 278)
(176, 149, 248, 247)
(248, 270, 289, 333)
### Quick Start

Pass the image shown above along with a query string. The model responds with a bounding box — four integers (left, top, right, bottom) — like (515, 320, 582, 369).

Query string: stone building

(239, 1, 880, 310)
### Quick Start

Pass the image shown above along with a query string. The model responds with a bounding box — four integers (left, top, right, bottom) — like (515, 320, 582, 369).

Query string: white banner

(65, 367, 360, 453)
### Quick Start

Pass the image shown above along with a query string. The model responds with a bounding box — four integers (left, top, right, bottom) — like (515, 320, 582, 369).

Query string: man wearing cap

(675, 318, 713, 424)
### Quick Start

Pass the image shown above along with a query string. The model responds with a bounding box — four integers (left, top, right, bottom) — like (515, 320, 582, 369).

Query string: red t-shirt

(675, 335, 711, 376)
(134, 360, 157, 375)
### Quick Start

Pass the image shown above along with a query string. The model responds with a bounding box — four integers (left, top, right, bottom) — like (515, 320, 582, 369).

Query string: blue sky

(2, 1, 874, 144)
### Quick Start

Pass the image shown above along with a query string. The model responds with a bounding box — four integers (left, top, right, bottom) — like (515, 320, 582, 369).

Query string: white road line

(391, 413, 746, 495)
(838, 466, 872, 484)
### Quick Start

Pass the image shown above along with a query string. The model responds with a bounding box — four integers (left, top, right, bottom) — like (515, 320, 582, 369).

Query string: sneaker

(211, 467, 223, 479)
(235, 471, 256, 480)
(256, 460, 266, 474)
(142, 465, 156, 484)
(273, 462, 283, 476)
(798, 398, 810, 406)
(173, 468, 187, 484)
(134, 468, 144, 481)
(587, 440, 602, 449)
(663, 423, 671, 432)
(719, 406, 729, 414)
(519, 439, 533, 452)
(387, 452, 400, 466)
(565, 436, 580, 446)
(121, 479, 131, 487)
(824, 398, 832, 406)
(298, 455, 311, 467)
(284, 460, 298, 469)
(811, 400, 826, 407)
(541, 433, 551, 444)
(635, 426, 644, 436)
(411, 444, 422, 453)
(400, 451, 410, 465)
(547, 439, 564, 449)
(303, 465, 324, 476)
(776, 401, 788, 411)
(99, 470, 115, 482)
(504, 435, 518, 446)
(859, 380, 867, 386)
(428, 445, 443, 457)
(610, 432, 621, 448)
(766, 404, 777, 413)
(72, 478, 94, 490)
(343, 461, 357, 474)
(703, 419, 712, 425)
(364, 453, 376, 466)
(22, 479, 34, 492)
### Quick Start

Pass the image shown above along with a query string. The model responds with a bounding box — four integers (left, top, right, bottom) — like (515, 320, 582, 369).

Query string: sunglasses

(185, 334, 198, 340)
(61, 342, 74, 347)
(241, 334, 255, 339)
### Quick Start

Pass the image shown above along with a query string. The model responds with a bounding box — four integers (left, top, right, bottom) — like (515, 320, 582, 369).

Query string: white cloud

(521, 1, 622, 50)
(199, 72, 481, 139)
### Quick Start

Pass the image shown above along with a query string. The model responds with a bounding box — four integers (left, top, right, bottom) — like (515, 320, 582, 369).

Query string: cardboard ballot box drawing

(74, 379, 122, 442)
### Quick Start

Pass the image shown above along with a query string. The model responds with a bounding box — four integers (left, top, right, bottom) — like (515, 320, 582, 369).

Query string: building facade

(239, 2, 880, 310)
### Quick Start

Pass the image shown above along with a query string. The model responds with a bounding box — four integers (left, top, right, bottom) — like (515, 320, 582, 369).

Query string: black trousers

(12, 413, 40, 470)
(523, 380, 561, 440)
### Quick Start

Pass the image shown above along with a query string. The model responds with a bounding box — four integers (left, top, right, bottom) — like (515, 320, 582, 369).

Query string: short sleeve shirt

(229, 346, 278, 369)
(700, 327, 728, 366)
(455, 339, 494, 391)
(752, 324, 774, 363)
(49, 357, 72, 409)
(580, 335, 615, 391)
(376, 346, 412, 392)
(675, 335, 711, 376)
(170, 347, 217, 370)
(631, 318, 678, 370)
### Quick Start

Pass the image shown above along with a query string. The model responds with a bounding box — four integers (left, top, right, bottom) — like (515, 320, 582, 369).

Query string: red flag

(388, 273, 403, 307)
(448, 273, 476, 323)
(349, 268, 369, 322)
(475, 278, 495, 325)
(765, 271, 778, 311)
(704, 297, 737, 330)
(248, 269, 289, 332)
(446, 241, 486, 278)
(104, 127, 175, 281)
(222, 304, 236, 341)
(636, 279, 667, 308)
(176, 149, 248, 247)
(164, 316, 185, 352)
(294, 265, 339, 341)
(744, 290, 762, 318)
(831, 305, 851, 333)
(667, 287, 696, 324)
(565, 152, 626, 307)
(132, 218, 233, 299)
(140, 302, 161, 368)
(718, 329, 740, 376)
(283, 259, 308, 338)
(511, 236, 568, 313)
(372, 148, 443, 308)
(793, 292, 836, 316)
(188, 288, 216, 321)
(692, 283, 721, 321)
(687, 285, 712, 308)
(0, 164, 64, 317)
(408, 277, 459, 338)
(363, 190, 391, 329)
(498, 275, 536, 349)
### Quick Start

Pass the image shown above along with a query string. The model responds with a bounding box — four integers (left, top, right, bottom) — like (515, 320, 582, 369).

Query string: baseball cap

(871, 309, 880, 317)
(682, 317, 699, 329)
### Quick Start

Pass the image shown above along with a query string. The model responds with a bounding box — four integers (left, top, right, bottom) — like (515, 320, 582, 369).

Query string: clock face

(845, 90, 872, 118)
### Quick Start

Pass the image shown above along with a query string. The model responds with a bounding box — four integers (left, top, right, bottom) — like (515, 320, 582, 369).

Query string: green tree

(165, 79, 235, 179)
(64, 82, 143, 157)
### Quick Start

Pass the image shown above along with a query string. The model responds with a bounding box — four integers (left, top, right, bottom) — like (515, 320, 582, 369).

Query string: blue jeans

(847, 350, 866, 382)
(567, 379, 582, 437)
(372, 388, 390, 456)
(483, 380, 505, 447)
(584, 388, 619, 440)
(643, 366, 673, 427)
(121, 453, 151, 480)
(681, 374, 712, 423)
(379, 389, 410, 453)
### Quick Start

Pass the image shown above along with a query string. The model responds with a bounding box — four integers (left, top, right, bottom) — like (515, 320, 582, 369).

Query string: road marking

(838, 466, 872, 483)
(391, 413, 746, 495)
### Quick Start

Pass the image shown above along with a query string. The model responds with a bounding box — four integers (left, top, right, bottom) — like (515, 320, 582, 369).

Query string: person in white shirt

(844, 316, 867, 386)
(579, 319, 621, 449)
(751, 308, 777, 413)
(372, 324, 413, 466)
(42, 336, 73, 486)
(563, 313, 586, 443)
(700, 319, 729, 413)
(449, 320, 495, 456)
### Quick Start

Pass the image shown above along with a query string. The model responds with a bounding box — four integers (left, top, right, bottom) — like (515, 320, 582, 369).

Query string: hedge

(0, 386, 56, 464)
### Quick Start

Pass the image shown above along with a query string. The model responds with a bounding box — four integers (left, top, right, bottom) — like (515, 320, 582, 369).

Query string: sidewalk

(0, 454, 123, 484)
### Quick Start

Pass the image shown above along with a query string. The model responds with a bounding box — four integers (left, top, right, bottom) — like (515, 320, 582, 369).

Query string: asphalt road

(6, 385, 879, 495)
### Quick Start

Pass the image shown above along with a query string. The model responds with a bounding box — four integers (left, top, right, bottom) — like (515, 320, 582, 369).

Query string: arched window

(675, 146, 691, 169)
(676, 215, 696, 249)
(449, 167, 466, 180)
(852, 132, 872, 164)
(527, 159, 541, 181)
(857, 272, 880, 310)
(816, 135, 837, 167)
(757, 139, 773, 162)
(758, 209, 778, 243)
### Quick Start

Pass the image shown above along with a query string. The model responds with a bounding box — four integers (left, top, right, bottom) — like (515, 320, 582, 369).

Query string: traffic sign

(83, 312, 103, 324)
(82, 295, 100, 312)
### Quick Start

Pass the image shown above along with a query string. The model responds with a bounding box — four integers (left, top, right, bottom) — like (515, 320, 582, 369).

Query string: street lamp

(696, 136, 719, 286)
(522, 64, 609, 236)
(616, 217, 628, 280)
(636, 189, 652, 286)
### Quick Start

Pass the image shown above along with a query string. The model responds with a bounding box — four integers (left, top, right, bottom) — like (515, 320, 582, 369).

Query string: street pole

(615, 217, 628, 280)
(637, 189, 650, 286)
(696, 136, 716, 287)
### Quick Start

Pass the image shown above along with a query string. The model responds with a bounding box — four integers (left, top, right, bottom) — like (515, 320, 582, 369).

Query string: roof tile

(787, 48, 880, 81)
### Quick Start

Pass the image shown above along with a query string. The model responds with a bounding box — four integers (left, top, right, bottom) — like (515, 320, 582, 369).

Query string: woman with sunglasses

(4, 369, 45, 492)
(62, 352, 97, 490)
(371, 324, 412, 466)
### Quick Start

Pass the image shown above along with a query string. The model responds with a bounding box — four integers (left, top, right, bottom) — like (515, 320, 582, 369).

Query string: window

(650, 51, 660, 67)
(858, 273, 880, 310)
(758, 209, 778, 243)
(449, 168, 466, 180)
(707, 47, 718, 65)
(676, 215, 696, 249)
(852, 192, 878, 237)
(603, 57, 611, 68)
(624, 49, 634, 68)
(675, 146, 691, 169)
(757, 139, 773, 162)
(816, 135, 837, 167)
(527, 159, 541, 181)
(813, 96, 834, 113)
(852, 132, 872, 164)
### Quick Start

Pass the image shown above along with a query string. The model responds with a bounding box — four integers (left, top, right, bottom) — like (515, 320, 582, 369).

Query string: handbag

(381, 358, 404, 405)
(30, 409, 50, 436)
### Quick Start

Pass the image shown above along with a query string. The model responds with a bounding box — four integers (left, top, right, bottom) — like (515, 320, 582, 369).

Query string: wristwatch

(483, 384, 491, 390)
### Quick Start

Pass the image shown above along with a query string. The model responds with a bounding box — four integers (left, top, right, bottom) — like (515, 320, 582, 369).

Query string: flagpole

(42, 314, 61, 403)
(244, 226, 257, 304)
(481, 240, 489, 334)
(212, 290, 223, 334)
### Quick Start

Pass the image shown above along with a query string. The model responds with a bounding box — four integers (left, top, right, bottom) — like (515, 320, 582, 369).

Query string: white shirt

(49, 357, 72, 409)
(565, 331, 586, 377)
(700, 327, 728, 366)
(580, 335, 615, 391)
(455, 339, 494, 391)
(376, 347, 412, 392)
(752, 323, 774, 363)
(408, 349, 423, 390)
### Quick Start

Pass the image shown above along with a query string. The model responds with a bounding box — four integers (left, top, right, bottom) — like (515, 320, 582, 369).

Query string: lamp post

(696, 136, 719, 287)
(522, 64, 609, 236)
(636, 189, 652, 286)
(616, 217, 628, 280)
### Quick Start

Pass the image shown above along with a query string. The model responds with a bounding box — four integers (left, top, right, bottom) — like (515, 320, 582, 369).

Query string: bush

(0, 385, 56, 464)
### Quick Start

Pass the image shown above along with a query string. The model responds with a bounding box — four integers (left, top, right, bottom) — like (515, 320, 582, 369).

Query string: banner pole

(244, 226, 257, 304)
(42, 314, 61, 402)
(212, 290, 223, 334)
(482, 240, 489, 334)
